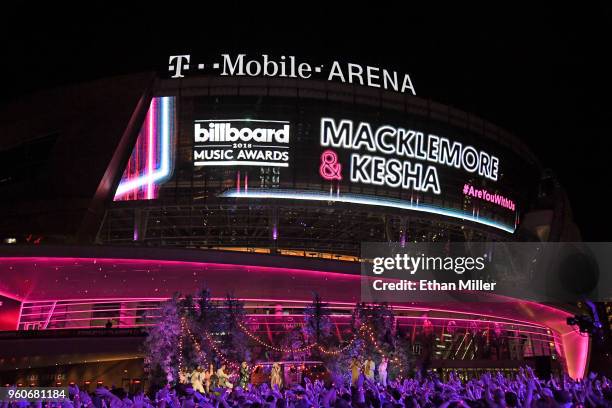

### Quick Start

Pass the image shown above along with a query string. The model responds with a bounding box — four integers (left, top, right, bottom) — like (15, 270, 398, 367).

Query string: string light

(191, 324, 239, 370)
(178, 317, 186, 374)
(237, 321, 316, 353)
(181, 318, 256, 372)
(179, 316, 401, 376)
(182, 317, 210, 368)
(317, 325, 366, 355)
(362, 325, 400, 364)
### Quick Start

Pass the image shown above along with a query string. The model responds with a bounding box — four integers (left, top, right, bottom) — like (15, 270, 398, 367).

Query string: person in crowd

(378, 356, 388, 387)
(362, 357, 375, 381)
(350, 357, 362, 385)
(190, 365, 204, 393)
(4, 366, 611, 408)
(239, 361, 250, 389)
(216, 364, 233, 389)
(178, 367, 190, 384)
(203, 362, 214, 393)
(270, 362, 283, 389)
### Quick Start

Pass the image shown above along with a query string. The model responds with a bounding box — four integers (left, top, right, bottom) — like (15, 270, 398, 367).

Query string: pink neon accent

(16, 302, 23, 330)
(10, 286, 570, 328)
(18, 299, 552, 334)
(20, 306, 160, 317)
(21, 298, 168, 307)
(319, 150, 342, 181)
(0, 289, 23, 301)
(18, 300, 550, 333)
(462, 183, 515, 212)
(26, 324, 154, 330)
(114, 97, 174, 201)
(1, 256, 588, 378)
(561, 330, 589, 380)
(17, 299, 553, 333)
(26, 316, 162, 324)
(147, 101, 155, 199)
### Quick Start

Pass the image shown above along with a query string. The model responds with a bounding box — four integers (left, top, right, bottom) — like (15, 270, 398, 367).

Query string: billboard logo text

(193, 119, 290, 168)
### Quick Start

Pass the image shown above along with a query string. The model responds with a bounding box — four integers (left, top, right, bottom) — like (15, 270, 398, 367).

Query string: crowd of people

(185, 357, 388, 393)
(2, 366, 611, 408)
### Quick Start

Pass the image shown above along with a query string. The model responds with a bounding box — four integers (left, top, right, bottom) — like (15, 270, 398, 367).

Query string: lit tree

(386, 335, 413, 379)
(187, 288, 236, 367)
(217, 294, 250, 363)
(303, 292, 332, 346)
(195, 288, 222, 331)
(178, 294, 207, 371)
(352, 302, 395, 347)
(350, 302, 410, 379)
(143, 294, 182, 392)
(279, 326, 310, 361)
(323, 336, 365, 386)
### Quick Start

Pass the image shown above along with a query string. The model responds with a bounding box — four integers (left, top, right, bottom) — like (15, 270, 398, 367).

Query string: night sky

(1, 5, 610, 240)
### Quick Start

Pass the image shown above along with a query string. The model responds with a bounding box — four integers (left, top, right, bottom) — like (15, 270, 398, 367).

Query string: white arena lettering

(170, 54, 417, 95)
(328, 61, 416, 95)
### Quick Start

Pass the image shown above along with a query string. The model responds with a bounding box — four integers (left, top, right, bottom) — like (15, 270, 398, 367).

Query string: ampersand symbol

(319, 150, 342, 181)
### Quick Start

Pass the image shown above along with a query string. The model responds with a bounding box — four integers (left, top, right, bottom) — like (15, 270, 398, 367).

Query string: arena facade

(0, 66, 586, 387)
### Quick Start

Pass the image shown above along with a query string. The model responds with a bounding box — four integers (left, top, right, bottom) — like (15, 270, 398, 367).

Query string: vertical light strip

(161, 97, 169, 174)
(146, 100, 155, 199)
(42, 301, 57, 329)
(16, 301, 24, 331)
(114, 97, 174, 199)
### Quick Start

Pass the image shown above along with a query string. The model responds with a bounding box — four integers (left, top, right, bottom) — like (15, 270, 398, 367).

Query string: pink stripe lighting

(147, 100, 155, 199)
(2, 255, 588, 378)
(17, 293, 561, 330)
(26, 316, 161, 324)
(21, 298, 169, 306)
(20, 323, 160, 332)
(239, 298, 556, 330)
(15, 302, 23, 331)
(13, 279, 565, 328)
(0, 289, 23, 302)
(20, 306, 160, 317)
(25, 308, 553, 334)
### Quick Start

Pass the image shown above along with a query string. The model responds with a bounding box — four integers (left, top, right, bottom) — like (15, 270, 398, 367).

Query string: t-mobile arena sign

(169, 54, 416, 95)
